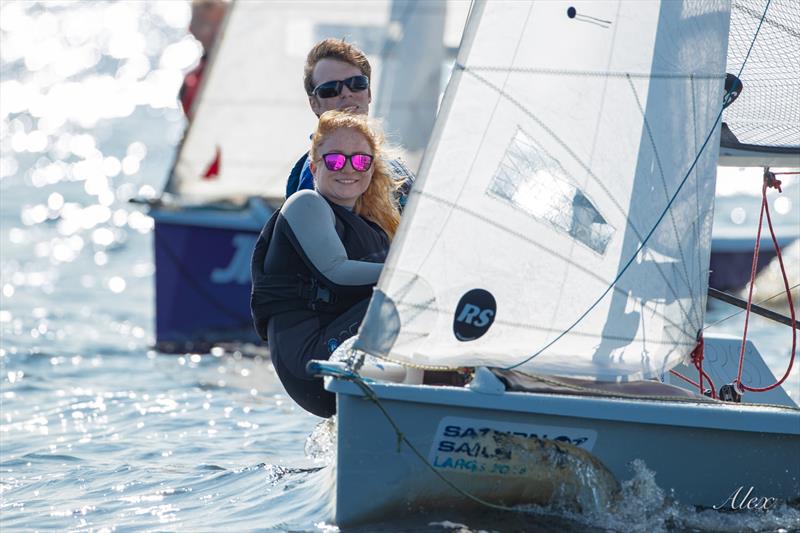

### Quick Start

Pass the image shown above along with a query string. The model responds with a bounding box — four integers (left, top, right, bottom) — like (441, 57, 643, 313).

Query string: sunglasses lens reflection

(347, 76, 369, 91)
(351, 154, 372, 171)
(314, 76, 369, 99)
(322, 153, 373, 172)
(316, 83, 340, 98)
(323, 153, 347, 171)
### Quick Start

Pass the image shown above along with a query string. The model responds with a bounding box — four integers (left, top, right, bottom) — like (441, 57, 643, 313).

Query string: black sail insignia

(453, 289, 497, 342)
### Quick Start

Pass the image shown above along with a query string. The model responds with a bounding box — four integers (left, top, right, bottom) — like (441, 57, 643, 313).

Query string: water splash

(560, 459, 800, 533)
(304, 417, 337, 464)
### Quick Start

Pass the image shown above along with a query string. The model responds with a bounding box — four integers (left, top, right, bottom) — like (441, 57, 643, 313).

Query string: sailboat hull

(150, 200, 273, 351)
(327, 367, 799, 526)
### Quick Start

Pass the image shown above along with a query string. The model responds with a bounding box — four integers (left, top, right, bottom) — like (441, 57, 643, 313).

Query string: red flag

(203, 146, 221, 179)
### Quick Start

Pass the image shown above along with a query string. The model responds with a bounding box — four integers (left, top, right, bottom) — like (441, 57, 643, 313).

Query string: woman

(251, 111, 402, 417)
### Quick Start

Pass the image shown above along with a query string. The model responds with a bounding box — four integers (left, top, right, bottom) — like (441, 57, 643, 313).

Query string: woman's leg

(268, 299, 370, 418)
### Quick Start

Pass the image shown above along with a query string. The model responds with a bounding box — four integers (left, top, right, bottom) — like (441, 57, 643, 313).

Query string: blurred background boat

(710, 167, 798, 291)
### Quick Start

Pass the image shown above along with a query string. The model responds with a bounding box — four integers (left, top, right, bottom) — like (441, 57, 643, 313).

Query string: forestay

(355, 0, 732, 380)
(167, 0, 446, 203)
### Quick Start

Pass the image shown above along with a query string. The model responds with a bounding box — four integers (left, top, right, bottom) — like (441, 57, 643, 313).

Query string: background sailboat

(150, 0, 469, 350)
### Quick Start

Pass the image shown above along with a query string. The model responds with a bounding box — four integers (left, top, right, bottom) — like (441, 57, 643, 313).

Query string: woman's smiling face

(312, 127, 374, 208)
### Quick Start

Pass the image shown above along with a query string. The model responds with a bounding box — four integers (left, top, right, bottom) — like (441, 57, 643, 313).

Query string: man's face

(309, 58, 371, 117)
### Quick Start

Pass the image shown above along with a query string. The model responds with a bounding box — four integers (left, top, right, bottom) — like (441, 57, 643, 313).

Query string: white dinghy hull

(327, 374, 799, 526)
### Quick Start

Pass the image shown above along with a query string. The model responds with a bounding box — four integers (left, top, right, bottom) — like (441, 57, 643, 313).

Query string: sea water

(1, 2, 798, 532)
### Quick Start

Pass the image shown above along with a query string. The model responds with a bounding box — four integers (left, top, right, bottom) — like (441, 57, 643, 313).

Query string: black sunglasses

(312, 75, 369, 99)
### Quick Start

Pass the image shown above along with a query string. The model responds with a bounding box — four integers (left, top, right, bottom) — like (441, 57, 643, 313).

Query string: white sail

(355, 0, 732, 380)
(719, 0, 800, 166)
(168, 0, 449, 202)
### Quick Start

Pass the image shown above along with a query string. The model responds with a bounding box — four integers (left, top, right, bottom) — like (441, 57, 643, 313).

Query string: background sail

(374, 2, 446, 157)
(166, 0, 449, 202)
(355, 0, 732, 380)
(719, 0, 800, 166)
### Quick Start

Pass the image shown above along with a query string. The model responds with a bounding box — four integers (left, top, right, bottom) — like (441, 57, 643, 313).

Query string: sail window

(488, 128, 614, 255)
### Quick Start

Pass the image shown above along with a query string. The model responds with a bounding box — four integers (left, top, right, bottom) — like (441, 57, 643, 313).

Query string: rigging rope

(669, 336, 717, 398)
(734, 169, 797, 395)
(707, 286, 798, 329)
(704, 283, 800, 329)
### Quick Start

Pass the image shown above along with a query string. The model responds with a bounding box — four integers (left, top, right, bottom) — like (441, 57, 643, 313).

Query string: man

(286, 39, 414, 205)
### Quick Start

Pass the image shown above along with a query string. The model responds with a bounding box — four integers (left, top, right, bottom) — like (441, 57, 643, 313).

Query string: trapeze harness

(250, 190, 389, 417)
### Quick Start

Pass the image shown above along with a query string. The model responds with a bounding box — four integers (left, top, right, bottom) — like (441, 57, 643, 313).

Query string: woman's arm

(280, 190, 383, 286)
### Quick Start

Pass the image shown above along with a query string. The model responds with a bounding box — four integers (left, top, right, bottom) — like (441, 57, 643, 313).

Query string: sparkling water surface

(1, 2, 798, 532)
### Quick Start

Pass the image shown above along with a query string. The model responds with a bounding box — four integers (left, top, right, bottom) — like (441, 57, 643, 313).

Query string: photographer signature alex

(713, 486, 777, 511)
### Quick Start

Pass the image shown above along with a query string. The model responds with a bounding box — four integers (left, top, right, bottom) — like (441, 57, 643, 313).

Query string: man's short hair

(303, 39, 372, 95)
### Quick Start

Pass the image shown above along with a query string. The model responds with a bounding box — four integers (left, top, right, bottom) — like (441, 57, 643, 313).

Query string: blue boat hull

(150, 200, 274, 352)
(709, 232, 796, 291)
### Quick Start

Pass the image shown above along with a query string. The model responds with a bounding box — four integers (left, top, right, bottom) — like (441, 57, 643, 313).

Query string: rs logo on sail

(453, 288, 497, 341)
(211, 234, 257, 284)
(456, 304, 494, 327)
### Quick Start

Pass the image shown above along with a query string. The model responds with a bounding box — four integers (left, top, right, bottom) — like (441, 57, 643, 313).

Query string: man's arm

(285, 152, 309, 199)
(296, 158, 315, 192)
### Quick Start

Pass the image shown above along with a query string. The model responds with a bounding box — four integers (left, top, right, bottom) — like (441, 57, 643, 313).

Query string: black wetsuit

(252, 190, 389, 417)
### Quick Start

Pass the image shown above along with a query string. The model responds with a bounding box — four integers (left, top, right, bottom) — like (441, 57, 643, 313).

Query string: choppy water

(1, 2, 798, 532)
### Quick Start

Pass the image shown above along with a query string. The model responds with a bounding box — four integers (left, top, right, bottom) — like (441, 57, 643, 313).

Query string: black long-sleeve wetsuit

(256, 190, 389, 417)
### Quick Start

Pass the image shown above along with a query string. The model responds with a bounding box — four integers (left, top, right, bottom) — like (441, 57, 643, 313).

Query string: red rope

(669, 369, 700, 389)
(734, 169, 797, 394)
(692, 337, 716, 398)
(670, 336, 715, 398)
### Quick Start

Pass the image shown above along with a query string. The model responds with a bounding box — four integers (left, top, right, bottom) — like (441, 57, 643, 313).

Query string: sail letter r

(456, 304, 483, 324)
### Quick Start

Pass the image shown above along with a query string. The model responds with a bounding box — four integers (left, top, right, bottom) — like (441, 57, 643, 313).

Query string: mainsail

(355, 0, 732, 380)
(720, 0, 800, 166)
(166, 0, 448, 202)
